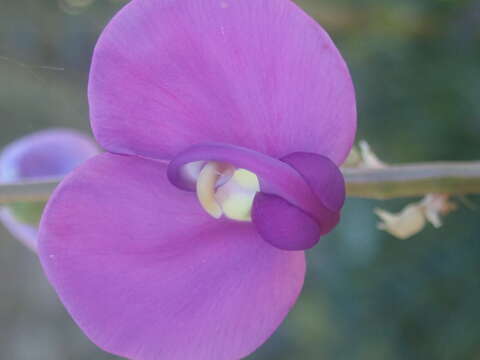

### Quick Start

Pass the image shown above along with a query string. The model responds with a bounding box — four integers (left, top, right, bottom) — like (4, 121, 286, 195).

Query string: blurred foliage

(0, 0, 479, 359)
(7, 202, 46, 225)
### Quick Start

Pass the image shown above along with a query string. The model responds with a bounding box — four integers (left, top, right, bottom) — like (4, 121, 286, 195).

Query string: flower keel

(168, 143, 345, 250)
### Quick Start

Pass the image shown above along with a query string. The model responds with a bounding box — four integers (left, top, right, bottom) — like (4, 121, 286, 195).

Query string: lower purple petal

(39, 153, 305, 360)
(252, 193, 321, 251)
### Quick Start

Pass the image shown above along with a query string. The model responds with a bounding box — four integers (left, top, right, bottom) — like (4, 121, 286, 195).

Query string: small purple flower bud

(0, 129, 99, 250)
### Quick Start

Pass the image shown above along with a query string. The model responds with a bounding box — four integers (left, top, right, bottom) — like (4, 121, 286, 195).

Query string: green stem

(344, 161, 480, 200)
(0, 161, 479, 204)
(0, 179, 60, 205)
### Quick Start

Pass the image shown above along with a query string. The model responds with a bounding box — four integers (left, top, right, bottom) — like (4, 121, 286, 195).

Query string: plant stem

(344, 161, 480, 199)
(0, 161, 479, 204)
(0, 179, 60, 205)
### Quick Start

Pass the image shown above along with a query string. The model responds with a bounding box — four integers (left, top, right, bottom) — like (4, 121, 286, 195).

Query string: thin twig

(0, 178, 61, 204)
(0, 55, 65, 72)
(0, 161, 479, 205)
(344, 161, 480, 199)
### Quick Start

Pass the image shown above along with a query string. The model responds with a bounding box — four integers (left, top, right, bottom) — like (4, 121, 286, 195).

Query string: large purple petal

(89, 0, 356, 164)
(39, 153, 305, 360)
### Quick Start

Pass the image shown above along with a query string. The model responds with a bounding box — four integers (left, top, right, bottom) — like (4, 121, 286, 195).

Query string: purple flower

(39, 0, 356, 359)
(0, 129, 98, 250)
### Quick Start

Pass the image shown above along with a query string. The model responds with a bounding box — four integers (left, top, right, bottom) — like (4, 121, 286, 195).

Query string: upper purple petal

(89, 0, 356, 164)
(39, 153, 305, 360)
(281, 152, 345, 214)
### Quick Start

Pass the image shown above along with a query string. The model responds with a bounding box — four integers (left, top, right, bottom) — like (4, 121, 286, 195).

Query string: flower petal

(89, 0, 356, 164)
(252, 193, 321, 251)
(281, 152, 345, 213)
(39, 153, 305, 360)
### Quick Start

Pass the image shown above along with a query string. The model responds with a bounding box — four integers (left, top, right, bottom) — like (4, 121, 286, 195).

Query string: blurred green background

(0, 0, 479, 359)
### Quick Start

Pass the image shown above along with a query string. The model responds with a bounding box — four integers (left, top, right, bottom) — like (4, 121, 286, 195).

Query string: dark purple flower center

(167, 143, 345, 251)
